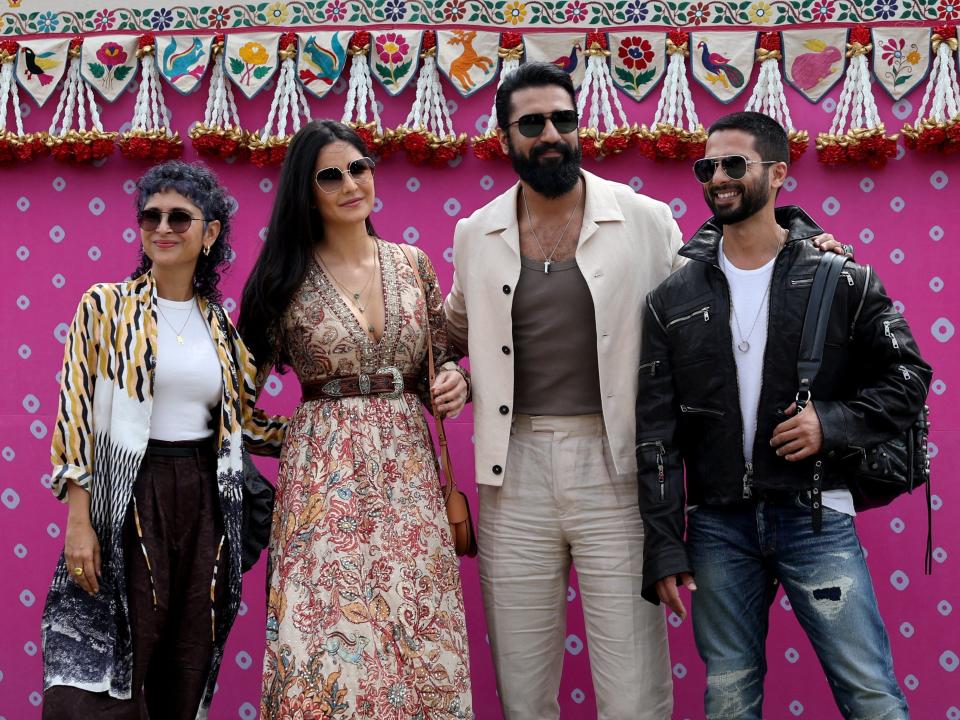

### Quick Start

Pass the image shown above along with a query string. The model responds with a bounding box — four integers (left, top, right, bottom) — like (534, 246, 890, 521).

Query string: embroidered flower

(686, 2, 711, 25)
(881, 38, 906, 65)
(238, 41, 269, 66)
(376, 32, 409, 64)
(874, 0, 898, 19)
(34, 11, 59, 33)
(503, 0, 527, 25)
(618, 36, 654, 71)
(443, 0, 466, 21)
(811, 0, 836, 21)
(623, 0, 648, 23)
(906, 49, 921, 64)
(565, 1, 587, 23)
(96, 42, 128, 67)
(92, 9, 116, 31)
(325, 0, 346, 22)
(150, 8, 173, 30)
(383, 0, 407, 21)
(938, 0, 960, 19)
(748, 1, 773, 24)
(264, 1, 289, 25)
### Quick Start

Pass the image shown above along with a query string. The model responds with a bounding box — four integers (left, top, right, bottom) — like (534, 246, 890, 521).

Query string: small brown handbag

(401, 245, 478, 558)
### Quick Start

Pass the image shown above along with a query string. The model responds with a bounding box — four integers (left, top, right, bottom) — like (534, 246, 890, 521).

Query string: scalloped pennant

(523, 33, 586, 90)
(297, 31, 351, 99)
(872, 28, 931, 102)
(437, 30, 499, 98)
(224, 32, 280, 100)
(783, 29, 848, 104)
(81, 35, 139, 103)
(609, 32, 665, 102)
(370, 30, 423, 97)
(15, 37, 69, 107)
(691, 31, 757, 104)
(156, 35, 212, 96)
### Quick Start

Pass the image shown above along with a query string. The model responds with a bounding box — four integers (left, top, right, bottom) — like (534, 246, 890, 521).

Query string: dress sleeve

(50, 290, 100, 501)
(413, 247, 470, 413)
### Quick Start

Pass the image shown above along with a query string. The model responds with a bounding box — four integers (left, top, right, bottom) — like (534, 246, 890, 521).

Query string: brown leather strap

(399, 244, 457, 502)
(301, 371, 419, 401)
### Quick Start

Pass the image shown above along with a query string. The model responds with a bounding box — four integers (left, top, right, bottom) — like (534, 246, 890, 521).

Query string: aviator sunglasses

(506, 110, 579, 138)
(315, 156, 376, 194)
(137, 209, 209, 233)
(693, 154, 778, 183)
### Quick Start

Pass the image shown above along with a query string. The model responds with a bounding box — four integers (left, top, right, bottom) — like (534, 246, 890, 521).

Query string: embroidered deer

(447, 31, 493, 93)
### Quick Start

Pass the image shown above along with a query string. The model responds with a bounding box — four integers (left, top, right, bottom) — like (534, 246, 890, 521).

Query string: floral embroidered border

(5, 0, 960, 37)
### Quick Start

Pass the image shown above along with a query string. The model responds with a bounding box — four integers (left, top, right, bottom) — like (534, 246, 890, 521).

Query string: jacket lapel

(576, 170, 626, 253)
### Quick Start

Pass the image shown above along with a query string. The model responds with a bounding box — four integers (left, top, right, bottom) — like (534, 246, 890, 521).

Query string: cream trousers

(478, 414, 673, 720)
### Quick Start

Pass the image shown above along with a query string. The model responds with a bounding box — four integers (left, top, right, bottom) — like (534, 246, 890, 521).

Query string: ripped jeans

(686, 496, 909, 720)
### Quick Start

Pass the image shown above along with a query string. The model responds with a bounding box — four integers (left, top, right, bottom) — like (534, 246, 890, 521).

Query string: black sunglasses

(506, 110, 579, 138)
(137, 209, 208, 233)
(693, 154, 779, 183)
(315, 156, 376, 194)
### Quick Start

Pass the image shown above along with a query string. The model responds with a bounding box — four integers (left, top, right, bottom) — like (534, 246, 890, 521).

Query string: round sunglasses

(137, 209, 209, 234)
(505, 110, 579, 138)
(315, 156, 376, 194)
(693, 154, 779, 184)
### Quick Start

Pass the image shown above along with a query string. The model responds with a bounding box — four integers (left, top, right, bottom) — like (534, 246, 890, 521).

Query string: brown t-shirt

(511, 255, 603, 415)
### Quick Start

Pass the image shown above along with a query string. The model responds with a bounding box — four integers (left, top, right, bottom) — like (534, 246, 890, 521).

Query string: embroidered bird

(550, 43, 582, 75)
(300, 33, 346, 86)
(791, 39, 843, 92)
(697, 41, 745, 90)
(21, 47, 60, 86)
(161, 37, 206, 83)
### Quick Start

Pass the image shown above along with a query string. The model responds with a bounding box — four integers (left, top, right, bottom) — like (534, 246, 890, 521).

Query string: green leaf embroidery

(894, 75, 909, 87)
(374, 62, 392, 80)
(393, 59, 413, 81)
(614, 66, 635, 86)
(229, 56, 245, 75)
(87, 62, 105, 79)
(636, 67, 657, 85)
(113, 64, 133, 82)
(252, 64, 273, 80)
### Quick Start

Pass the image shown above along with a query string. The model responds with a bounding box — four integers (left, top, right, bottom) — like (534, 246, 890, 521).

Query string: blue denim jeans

(686, 495, 909, 720)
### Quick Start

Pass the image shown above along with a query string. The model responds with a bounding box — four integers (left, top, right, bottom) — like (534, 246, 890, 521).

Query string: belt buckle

(376, 366, 404, 399)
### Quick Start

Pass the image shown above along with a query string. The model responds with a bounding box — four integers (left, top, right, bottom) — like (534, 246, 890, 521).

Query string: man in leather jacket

(635, 111, 931, 720)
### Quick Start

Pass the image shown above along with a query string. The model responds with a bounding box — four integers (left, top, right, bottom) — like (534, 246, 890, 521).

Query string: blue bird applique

(300, 33, 347, 87)
(698, 41, 745, 90)
(162, 37, 206, 83)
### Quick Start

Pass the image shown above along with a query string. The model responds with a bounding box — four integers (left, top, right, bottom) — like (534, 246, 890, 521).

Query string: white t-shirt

(719, 240, 854, 517)
(150, 297, 222, 441)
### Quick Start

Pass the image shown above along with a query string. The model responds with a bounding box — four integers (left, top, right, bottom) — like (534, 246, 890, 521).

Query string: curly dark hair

(131, 160, 233, 303)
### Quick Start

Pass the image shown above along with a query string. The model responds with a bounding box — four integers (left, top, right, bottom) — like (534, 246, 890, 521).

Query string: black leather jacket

(635, 206, 932, 603)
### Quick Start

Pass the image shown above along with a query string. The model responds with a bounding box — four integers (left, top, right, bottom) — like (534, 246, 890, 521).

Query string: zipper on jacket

(849, 266, 871, 340)
(789, 277, 813, 287)
(883, 320, 901, 351)
(680, 404, 725, 416)
(639, 360, 660, 377)
(666, 305, 711, 328)
(898, 364, 911, 380)
(742, 461, 754, 499)
(639, 440, 667, 501)
(840, 270, 854, 286)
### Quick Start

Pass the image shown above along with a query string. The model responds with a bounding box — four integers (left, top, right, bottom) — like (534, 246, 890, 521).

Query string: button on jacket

(635, 206, 932, 603)
(444, 170, 685, 485)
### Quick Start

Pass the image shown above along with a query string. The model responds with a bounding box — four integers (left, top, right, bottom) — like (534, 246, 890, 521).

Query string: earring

(202, 244, 211, 256)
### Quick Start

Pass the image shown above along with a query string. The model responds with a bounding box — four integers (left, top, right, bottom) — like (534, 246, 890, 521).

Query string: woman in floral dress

(239, 120, 472, 719)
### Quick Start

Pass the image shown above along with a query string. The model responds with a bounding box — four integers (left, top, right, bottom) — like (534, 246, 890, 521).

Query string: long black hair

(238, 119, 377, 373)
(132, 160, 233, 302)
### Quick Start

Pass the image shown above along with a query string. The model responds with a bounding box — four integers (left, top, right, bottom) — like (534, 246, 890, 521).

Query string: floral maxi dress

(261, 241, 472, 719)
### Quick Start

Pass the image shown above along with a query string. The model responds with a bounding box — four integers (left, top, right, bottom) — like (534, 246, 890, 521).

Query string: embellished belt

(301, 366, 419, 401)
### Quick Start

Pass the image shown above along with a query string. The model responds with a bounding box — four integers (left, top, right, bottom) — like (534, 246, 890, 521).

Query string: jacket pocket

(638, 440, 668, 507)
(638, 359, 661, 377)
(666, 305, 711, 329)
(680, 404, 726, 417)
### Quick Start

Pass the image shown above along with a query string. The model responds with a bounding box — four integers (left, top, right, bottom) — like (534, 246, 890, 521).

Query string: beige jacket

(444, 170, 685, 485)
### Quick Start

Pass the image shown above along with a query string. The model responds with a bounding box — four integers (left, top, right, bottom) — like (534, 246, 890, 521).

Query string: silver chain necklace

(521, 180, 583, 274)
(156, 297, 196, 346)
(724, 232, 784, 353)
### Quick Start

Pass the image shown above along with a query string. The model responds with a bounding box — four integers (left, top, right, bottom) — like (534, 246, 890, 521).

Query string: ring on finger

(73, 566, 84, 576)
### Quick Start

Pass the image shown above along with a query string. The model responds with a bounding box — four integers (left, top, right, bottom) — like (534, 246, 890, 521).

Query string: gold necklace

(317, 238, 380, 334)
(156, 297, 196, 346)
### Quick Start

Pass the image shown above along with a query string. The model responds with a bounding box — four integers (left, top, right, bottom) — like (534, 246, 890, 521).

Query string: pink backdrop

(1, 64, 957, 720)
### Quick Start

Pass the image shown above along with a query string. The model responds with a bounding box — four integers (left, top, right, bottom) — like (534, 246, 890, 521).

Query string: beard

(507, 138, 582, 198)
(703, 171, 771, 226)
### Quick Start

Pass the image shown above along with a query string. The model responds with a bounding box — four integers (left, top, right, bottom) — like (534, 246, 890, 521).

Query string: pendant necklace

(521, 181, 583, 274)
(156, 297, 196, 346)
(317, 237, 379, 335)
(726, 231, 784, 353)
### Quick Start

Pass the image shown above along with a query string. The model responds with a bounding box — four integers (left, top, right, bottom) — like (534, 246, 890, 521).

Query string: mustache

(529, 141, 574, 162)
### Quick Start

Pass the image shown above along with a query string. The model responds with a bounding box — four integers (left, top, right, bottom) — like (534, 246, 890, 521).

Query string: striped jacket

(41, 272, 286, 717)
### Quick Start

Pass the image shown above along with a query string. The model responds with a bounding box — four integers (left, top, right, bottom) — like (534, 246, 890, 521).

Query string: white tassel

(903, 28, 960, 153)
(472, 31, 523, 161)
(341, 31, 385, 153)
(190, 34, 247, 160)
(577, 32, 637, 158)
(249, 33, 311, 167)
(120, 34, 181, 160)
(744, 32, 808, 160)
(0, 41, 46, 162)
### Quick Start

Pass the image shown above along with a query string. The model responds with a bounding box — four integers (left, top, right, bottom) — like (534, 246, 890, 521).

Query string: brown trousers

(44, 440, 227, 720)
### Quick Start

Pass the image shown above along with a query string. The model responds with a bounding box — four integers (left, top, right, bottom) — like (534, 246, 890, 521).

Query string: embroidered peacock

(161, 37, 206, 83)
(301, 33, 347, 86)
(550, 43, 582, 75)
(698, 41, 745, 90)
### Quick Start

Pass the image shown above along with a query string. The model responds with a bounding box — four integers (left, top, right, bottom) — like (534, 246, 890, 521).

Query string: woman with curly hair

(41, 161, 286, 719)
(239, 120, 472, 718)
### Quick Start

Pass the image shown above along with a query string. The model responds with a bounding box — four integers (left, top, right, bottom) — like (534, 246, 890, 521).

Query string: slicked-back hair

(707, 111, 790, 166)
(495, 61, 577, 131)
(132, 160, 232, 302)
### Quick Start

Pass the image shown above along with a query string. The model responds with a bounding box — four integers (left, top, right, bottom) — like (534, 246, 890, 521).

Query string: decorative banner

(15, 37, 69, 107)
(691, 31, 756, 104)
(370, 30, 423, 96)
(872, 27, 931, 102)
(523, 33, 586, 90)
(224, 32, 280, 100)
(156, 34, 213, 95)
(437, 30, 499, 98)
(81, 35, 139, 102)
(783, 29, 847, 104)
(297, 30, 350, 99)
(609, 32, 665, 103)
